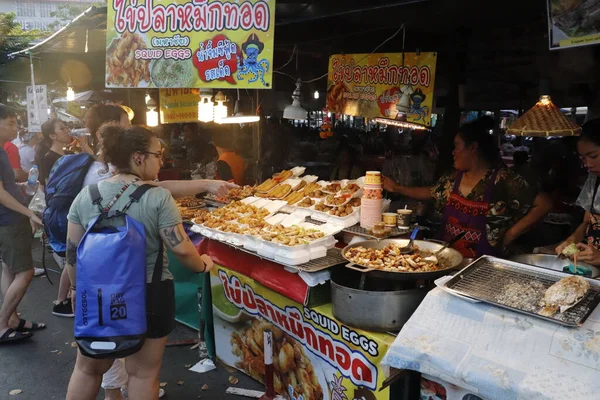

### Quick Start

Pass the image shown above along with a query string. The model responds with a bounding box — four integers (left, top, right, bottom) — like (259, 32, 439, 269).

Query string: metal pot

(330, 268, 429, 332)
(510, 254, 600, 278)
(342, 239, 464, 281)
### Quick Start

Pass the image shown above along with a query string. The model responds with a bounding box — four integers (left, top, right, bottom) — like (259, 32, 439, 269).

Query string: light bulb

(146, 108, 158, 127)
(66, 87, 75, 101)
(314, 90, 320, 99)
(213, 101, 228, 122)
(198, 97, 214, 123)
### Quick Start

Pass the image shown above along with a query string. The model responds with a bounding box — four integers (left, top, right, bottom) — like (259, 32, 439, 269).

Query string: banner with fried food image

(326, 52, 437, 126)
(106, 0, 275, 89)
(211, 265, 395, 400)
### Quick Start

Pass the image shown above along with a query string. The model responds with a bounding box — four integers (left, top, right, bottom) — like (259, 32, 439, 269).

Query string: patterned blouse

(431, 168, 536, 248)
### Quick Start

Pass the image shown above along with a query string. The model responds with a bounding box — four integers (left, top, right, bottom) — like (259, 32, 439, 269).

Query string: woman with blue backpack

(64, 124, 215, 400)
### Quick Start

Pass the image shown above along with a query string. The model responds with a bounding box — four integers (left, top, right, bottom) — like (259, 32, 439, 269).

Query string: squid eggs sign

(304, 308, 340, 335)
(341, 326, 379, 357)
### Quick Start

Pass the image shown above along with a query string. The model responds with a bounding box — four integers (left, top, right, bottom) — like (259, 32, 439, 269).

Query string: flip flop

(0, 328, 32, 344)
(15, 319, 46, 332)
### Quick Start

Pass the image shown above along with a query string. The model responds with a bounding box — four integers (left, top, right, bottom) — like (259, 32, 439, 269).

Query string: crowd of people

(0, 104, 234, 400)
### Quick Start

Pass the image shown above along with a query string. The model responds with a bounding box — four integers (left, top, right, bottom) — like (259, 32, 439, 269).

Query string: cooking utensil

(444, 256, 600, 327)
(510, 254, 599, 278)
(425, 231, 467, 263)
(331, 268, 429, 332)
(400, 226, 420, 254)
(342, 239, 464, 281)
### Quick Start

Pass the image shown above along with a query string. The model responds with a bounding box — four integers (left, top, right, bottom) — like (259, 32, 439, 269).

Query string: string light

(374, 117, 429, 130)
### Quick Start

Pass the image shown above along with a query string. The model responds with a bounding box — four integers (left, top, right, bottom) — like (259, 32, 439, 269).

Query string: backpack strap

(120, 184, 157, 214)
(89, 184, 104, 214)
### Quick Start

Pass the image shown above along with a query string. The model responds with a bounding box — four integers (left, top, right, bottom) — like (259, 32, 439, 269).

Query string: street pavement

(0, 242, 262, 399)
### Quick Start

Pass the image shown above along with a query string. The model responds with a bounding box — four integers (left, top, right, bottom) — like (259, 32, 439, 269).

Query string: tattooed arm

(160, 224, 213, 273)
(65, 222, 86, 287)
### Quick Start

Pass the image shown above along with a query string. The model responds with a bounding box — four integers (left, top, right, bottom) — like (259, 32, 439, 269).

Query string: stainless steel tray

(444, 256, 600, 327)
(342, 223, 412, 240)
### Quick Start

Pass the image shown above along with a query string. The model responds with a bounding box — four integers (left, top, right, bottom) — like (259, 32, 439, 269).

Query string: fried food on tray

(306, 189, 327, 199)
(325, 194, 348, 206)
(314, 201, 332, 212)
(260, 225, 325, 246)
(264, 184, 291, 199)
(106, 32, 150, 87)
(341, 183, 360, 196)
(231, 320, 323, 400)
(292, 180, 306, 192)
(345, 244, 440, 272)
(349, 197, 362, 207)
(272, 170, 293, 183)
(297, 197, 315, 208)
(539, 275, 590, 316)
(323, 182, 342, 193)
(176, 196, 205, 208)
(329, 204, 354, 217)
(256, 179, 278, 193)
(284, 191, 304, 205)
(228, 185, 256, 200)
(302, 182, 321, 195)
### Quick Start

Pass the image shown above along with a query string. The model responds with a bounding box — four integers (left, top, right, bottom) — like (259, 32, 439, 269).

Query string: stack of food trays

(191, 200, 341, 266)
(176, 196, 207, 221)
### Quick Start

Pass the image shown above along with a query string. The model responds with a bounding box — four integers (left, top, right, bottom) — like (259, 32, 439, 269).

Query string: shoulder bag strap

(89, 184, 104, 214)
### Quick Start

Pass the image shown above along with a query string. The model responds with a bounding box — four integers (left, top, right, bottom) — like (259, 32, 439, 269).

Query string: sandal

(0, 328, 32, 344)
(15, 319, 46, 332)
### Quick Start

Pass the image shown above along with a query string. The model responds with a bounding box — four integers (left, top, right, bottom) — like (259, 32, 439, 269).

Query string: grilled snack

(292, 180, 306, 192)
(539, 276, 590, 316)
(306, 190, 327, 199)
(345, 244, 440, 272)
(325, 194, 348, 206)
(284, 191, 304, 205)
(349, 197, 362, 207)
(341, 183, 360, 196)
(256, 179, 278, 193)
(176, 196, 206, 208)
(323, 182, 342, 193)
(228, 185, 256, 200)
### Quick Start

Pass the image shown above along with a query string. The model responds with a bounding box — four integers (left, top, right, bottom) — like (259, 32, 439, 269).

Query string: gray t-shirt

(576, 174, 600, 213)
(67, 181, 182, 282)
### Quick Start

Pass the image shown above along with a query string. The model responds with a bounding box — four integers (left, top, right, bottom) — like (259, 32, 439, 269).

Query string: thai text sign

(106, 0, 275, 89)
(211, 265, 395, 400)
(159, 88, 199, 123)
(327, 52, 437, 126)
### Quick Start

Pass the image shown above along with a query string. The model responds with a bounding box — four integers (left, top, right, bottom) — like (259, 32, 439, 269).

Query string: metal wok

(342, 239, 464, 281)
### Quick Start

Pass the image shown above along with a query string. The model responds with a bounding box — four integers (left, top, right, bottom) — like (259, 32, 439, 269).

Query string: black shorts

(146, 280, 176, 339)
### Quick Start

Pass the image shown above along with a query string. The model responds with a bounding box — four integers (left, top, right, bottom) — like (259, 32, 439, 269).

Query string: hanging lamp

(216, 89, 260, 124)
(145, 94, 158, 127)
(283, 79, 307, 120)
(507, 95, 581, 137)
(213, 91, 228, 121)
(197, 89, 214, 123)
(66, 81, 75, 102)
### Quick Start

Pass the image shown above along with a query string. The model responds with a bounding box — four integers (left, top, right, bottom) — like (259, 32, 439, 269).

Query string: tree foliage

(48, 2, 105, 31)
(0, 12, 48, 64)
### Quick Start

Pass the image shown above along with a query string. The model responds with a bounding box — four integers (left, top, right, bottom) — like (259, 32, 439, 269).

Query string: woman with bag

(556, 119, 600, 264)
(65, 125, 214, 400)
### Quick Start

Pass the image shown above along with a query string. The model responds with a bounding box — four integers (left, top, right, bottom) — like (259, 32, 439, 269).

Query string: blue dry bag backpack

(74, 183, 162, 359)
(43, 153, 95, 254)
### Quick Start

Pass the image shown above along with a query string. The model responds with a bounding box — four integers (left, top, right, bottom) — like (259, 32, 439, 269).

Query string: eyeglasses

(145, 151, 164, 160)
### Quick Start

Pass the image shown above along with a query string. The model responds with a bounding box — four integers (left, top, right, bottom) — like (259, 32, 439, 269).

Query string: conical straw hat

(507, 96, 581, 137)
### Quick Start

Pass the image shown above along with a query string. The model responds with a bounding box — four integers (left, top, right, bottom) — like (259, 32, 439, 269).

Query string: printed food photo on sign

(106, 32, 151, 87)
(210, 266, 395, 400)
(326, 52, 437, 126)
(106, 0, 275, 89)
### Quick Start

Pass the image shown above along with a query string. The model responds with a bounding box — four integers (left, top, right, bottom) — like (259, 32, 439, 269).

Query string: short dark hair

(0, 105, 17, 120)
(513, 150, 529, 166)
(457, 116, 500, 166)
(580, 119, 600, 147)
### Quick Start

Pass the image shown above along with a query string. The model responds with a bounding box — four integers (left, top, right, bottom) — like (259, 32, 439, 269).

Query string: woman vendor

(556, 119, 600, 264)
(384, 117, 549, 258)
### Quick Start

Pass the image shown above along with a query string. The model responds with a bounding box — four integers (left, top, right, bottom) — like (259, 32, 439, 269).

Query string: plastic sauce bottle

(26, 165, 39, 195)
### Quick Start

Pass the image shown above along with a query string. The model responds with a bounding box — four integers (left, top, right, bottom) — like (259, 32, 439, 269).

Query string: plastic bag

(28, 187, 46, 214)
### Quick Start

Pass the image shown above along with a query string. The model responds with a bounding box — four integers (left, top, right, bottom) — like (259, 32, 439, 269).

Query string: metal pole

(29, 52, 40, 127)
(256, 90, 262, 184)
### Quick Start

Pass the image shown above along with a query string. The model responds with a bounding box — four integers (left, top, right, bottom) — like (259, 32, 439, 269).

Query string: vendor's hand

(382, 176, 400, 193)
(502, 228, 517, 248)
(555, 240, 573, 256)
(200, 254, 214, 273)
(205, 180, 238, 196)
(575, 243, 600, 266)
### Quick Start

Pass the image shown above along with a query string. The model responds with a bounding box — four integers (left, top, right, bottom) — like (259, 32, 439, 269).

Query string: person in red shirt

(2, 141, 26, 182)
